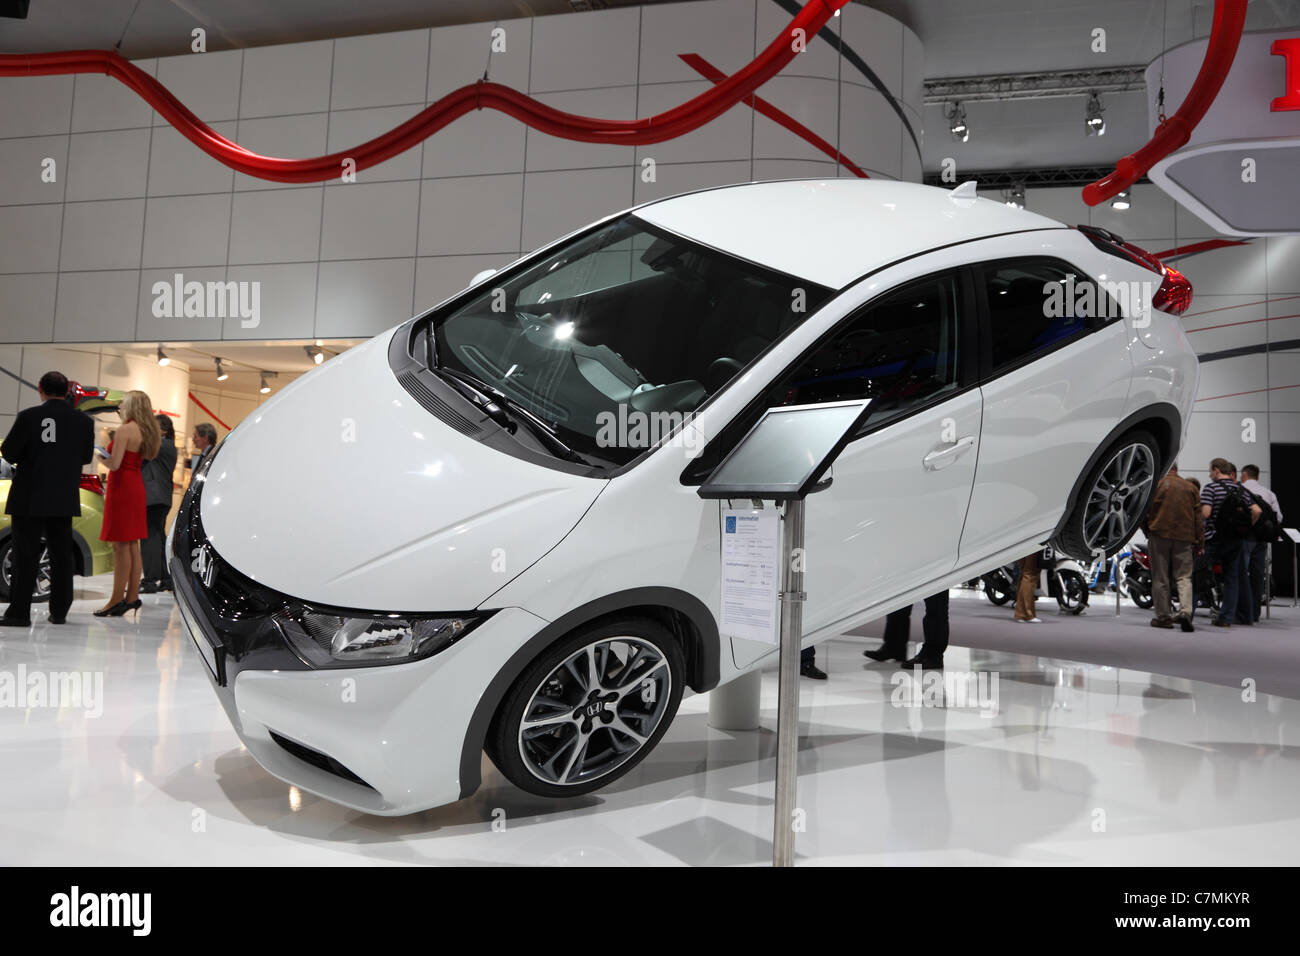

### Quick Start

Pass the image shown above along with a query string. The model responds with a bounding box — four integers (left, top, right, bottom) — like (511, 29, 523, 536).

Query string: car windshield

(424, 214, 831, 468)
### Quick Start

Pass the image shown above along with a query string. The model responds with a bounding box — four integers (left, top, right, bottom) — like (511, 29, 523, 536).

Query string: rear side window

(981, 258, 1108, 374)
(767, 271, 962, 430)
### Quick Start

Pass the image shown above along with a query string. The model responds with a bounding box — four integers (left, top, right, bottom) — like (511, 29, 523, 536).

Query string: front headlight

(276, 608, 489, 668)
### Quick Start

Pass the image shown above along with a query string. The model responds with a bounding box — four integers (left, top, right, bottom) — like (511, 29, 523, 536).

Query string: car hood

(199, 330, 605, 611)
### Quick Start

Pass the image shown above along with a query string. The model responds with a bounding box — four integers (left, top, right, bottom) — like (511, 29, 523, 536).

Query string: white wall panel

(315, 258, 415, 338)
(0, 75, 74, 138)
(58, 199, 145, 272)
(320, 179, 420, 261)
(637, 0, 754, 85)
(53, 270, 139, 342)
(0, 204, 62, 278)
(239, 40, 334, 120)
(330, 30, 430, 112)
(530, 7, 639, 93)
(147, 123, 237, 197)
(71, 62, 156, 133)
(0, 275, 56, 343)
(141, 193, 232, 268)
(418, 174, 524, 256)
(228, 189, 323, 265)
(0, 135, 68, 205)
(154, 49, 244, 126)
(223, 263, 319, 340)
(65, 129, 151, 202)
(521, 167, 630, 251)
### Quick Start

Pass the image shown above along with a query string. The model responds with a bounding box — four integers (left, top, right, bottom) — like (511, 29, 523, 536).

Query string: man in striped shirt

(1200, 458, 1256, 627)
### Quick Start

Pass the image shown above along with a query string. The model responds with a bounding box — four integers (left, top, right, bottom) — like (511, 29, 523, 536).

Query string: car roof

(634, 179, 1067, 289)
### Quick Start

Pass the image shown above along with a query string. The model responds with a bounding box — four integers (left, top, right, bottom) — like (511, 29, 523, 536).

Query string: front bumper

(171, 475, 550, 815)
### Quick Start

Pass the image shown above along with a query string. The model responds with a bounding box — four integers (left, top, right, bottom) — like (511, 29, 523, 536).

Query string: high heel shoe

(108, 599, 143, 618)
(96, 599, 142, 618)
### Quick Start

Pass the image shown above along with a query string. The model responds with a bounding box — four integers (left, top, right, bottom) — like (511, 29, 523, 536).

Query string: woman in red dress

(97, 390, 161, 617)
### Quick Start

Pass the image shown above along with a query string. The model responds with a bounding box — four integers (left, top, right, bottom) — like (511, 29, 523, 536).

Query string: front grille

(268, 731, 375, 790)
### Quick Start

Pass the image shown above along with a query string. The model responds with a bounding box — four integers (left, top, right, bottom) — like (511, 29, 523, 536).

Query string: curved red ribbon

(0, 0, 850, 184)
(1082, 0, 1248, 206)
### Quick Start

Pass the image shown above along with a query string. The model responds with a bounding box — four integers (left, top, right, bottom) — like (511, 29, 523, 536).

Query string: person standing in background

(97, 391, 161, 618)
(1240, 464, 1282, 623)
(1143, 463, 1202, 633)
(864, 590, 950, 669)
(1014, 551, 1041, 623)
(141, 413, 177, 594)
(188, 422, 218, 488)
(0, 372, 94, 626)
(1201, 458, 1258, 628)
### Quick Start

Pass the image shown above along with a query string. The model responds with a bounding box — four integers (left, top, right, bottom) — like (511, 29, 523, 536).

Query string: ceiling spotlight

(1004, 183, 1026, 209)
(156, 345, 169, 367)
(259, 372, 271, 394)
(948, 102, 969, 143)
(1112, 189, 1131, 210)
(214, 358, 228, 382)
(1085, 91, 1106, 136)
(305, 345, 324, 365)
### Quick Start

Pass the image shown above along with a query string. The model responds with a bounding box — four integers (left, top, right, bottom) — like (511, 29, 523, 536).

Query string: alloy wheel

(1081, 443, 1155, 553)
(517, 636, 673, 787)
(2, 546, 51, 599)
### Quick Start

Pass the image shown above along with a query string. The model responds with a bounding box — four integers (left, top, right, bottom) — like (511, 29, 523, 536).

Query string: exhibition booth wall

(0, 0, 923, 347)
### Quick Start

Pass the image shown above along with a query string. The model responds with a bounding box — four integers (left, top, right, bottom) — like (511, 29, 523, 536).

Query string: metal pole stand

(773, 498, 806, 868)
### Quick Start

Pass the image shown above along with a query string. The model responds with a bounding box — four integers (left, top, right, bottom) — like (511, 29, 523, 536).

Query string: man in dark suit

(188, 422, 218, 488)
(1, 371, 95, 626)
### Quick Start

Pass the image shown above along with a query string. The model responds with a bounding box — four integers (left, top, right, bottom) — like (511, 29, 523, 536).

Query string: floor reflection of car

(0, 380, 120, 602)
(0, 472, 112, 602)
(172, 180, 1199, 815)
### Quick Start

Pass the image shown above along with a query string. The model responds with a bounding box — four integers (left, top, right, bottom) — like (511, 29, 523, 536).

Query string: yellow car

(0, 476, 114, 602)
(0, 381, 120, 602)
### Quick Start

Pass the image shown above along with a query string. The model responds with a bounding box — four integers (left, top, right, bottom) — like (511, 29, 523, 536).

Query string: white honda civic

(173, 179, 1198, 814)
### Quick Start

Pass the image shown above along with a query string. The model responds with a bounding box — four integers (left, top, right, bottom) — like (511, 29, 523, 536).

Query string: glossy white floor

(2, 575, 1299, 866)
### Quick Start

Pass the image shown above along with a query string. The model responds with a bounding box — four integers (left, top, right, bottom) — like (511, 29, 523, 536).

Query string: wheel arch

(1051, 402, 1181, 544)
(459, 587, 720, 799)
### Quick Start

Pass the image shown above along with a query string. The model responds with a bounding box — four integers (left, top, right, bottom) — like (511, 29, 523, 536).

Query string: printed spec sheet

(719, 507, 780, 644)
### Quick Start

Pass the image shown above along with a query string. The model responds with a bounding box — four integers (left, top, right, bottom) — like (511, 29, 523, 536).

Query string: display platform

(2, 574, 1298, 867)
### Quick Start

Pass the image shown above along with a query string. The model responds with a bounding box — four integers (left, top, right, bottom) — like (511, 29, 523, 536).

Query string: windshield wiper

(433, 366, 515, 435)
(435, 367, 592, 466)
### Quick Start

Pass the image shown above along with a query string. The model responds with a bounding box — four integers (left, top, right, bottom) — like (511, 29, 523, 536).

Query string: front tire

(1054, 430, 1159, 560)
(487, 616, 685, 798)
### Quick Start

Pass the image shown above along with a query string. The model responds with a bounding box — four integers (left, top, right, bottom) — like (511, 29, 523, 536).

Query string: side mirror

(469, 268, 497, 287)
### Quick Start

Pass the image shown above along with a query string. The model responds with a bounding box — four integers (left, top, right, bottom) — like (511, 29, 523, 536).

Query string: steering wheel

(705, 356, 743, 393)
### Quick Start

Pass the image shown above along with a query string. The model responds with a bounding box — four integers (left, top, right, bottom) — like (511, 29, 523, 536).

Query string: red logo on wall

(1272, 38, 1300, 111)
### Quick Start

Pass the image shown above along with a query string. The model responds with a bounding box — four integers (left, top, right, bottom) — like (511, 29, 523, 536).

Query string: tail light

(79, 473, 103, 495)
(1077, 225, 1194, 316)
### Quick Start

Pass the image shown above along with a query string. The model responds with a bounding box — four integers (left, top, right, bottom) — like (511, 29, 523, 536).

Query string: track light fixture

(1004, 183, 1026, 209)
(1111, 189, 1131, 210)
(1085, 91, 1105, 136)
(156, 345, 169, 367)
(215, 358, 228, 382)
(948, 101, 969, 142)
(304, 345, 324, 365)
(258, 371, 278, 394)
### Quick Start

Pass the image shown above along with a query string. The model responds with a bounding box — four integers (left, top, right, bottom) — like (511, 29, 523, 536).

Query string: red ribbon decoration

(187, 391, 232, 433)
(0, 0, 851, 184)
(1082, 0, 1248, 206)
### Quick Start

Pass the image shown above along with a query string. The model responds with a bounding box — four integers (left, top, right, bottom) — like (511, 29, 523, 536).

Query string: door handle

(922, 436, 975, 471)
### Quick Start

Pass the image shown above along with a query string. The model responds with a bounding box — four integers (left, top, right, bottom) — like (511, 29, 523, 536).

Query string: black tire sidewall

(1055, 429, 1161, 560)
(488, 616, 685, 798)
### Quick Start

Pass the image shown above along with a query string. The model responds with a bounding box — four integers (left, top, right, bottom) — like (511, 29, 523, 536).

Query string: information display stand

(698, 399, 873, 867)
